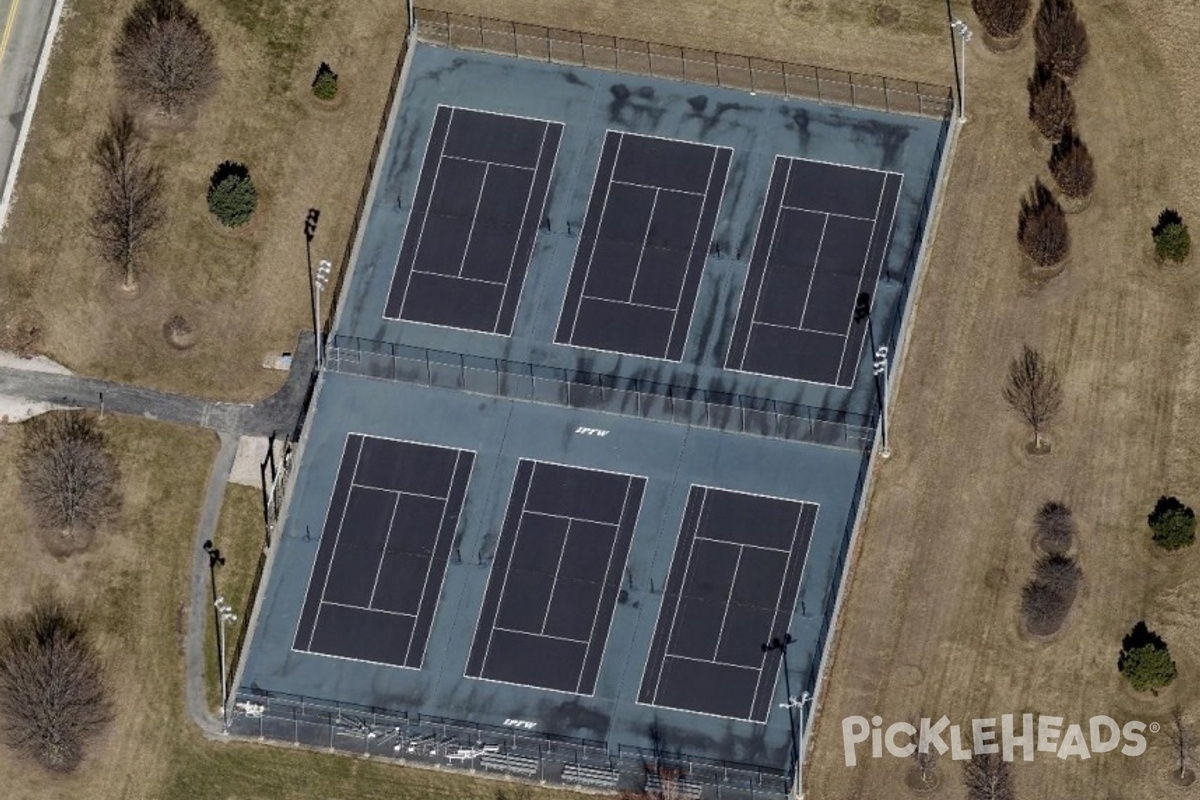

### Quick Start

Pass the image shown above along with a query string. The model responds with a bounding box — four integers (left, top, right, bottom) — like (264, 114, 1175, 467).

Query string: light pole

(781, 692, 814, 799)
(950, 18, 972, 123)
(214, 596, 237, 730)
(313, 259, 332, 369)
(854, 292, 891, 459)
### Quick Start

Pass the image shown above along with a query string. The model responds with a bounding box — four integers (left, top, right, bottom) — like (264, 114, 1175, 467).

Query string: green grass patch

(214, 0, 322, 93)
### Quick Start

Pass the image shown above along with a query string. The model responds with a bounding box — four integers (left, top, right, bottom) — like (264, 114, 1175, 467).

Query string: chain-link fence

(231, 689, 789, 798)
(324, 337, 877, 452)
(413, 8, 953, 118)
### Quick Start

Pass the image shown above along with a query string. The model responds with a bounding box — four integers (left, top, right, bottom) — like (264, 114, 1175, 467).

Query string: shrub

(18, 412, 120, 546)
(1035, 501, 1074, 554)
(1028, 63, 1076, 140)
(1049, 128, 1095, 199)
(113, 0, 218, 117)
(1119, 622, 1177, 692)
(207, 161, 258, 228)
(1148, 495, 1196, 550)
(312, 62, 338, 100)
(1017, 180, 1069, 266)
(972, 0, 1031, 39)
(0, 597, 110, 772)
(1021, 553, 1080, 635)
(1034, 0, 1089, 79)
(1153, 209, 1191, 263)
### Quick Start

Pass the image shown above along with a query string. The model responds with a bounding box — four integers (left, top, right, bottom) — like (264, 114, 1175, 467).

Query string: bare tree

(1021, 554, 1081, 634)
(1017, 180, 1070, 267)
(1168, 706, 1196, 783)
(89, 109, 164, 290)
(1034, 500, 1075, 554)
(1049, 128, 1095, 199)
(1003, 345, 1063, 449)
(0, 597, 110, 772)
(18, 412, 121, 548)
(1027, 63, 1076, 140)
(113, 0, 218, 117)
(971, 0, 1031, 39)
(1034, 0, 1089, 80)
(910, 712, 940, 790)
(963, 751, 1014, 800)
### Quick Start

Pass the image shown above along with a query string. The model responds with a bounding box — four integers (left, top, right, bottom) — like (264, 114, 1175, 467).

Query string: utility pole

(214, 596, 237, 730)
(854, 293, 892, 459)
(314, 259, 332, 370)
(303, 209, 321, 370)
(950, 18, 973, 123)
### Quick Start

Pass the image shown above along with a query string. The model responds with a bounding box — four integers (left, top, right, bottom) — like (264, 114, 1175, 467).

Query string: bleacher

(479, 752, 540, 777)
(561, 763, 619, 789)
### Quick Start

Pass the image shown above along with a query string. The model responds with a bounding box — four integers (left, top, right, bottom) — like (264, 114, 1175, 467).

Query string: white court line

(519, 456, 643, 480)
(305, 436, 367, 650)
(493, 121, 561, 334)
(365, 489, 403, 609)
(395, 106, 455, 322)
(577, 475, 640, 693)
(731, 157, 792, 371)
(626, 188, 660, 304)
(724, 362, 850, 389)
(524, 508, 619, 529)
(554, 130, 611, 346)
(443, 153, 535, 171)
(694, 535, 790, 554)
(411, 268, 506, 286)
(577, 294, 676, 313)
(382, 104, 450, 324)
(711, 545, 744, 660)
(477, 460, 537, 677)
(756, 502, 822, 721)
(824, 175, 886, 359)
(748, 502, 806, 713)
(795, 214, 831, 341)
(464, 670, 600, 698)
(723, 153, 782, 371)
(665, 653, 762, 672)
(455, 163, 491, 277)
(539, 518, 574, 634)
(493, 625, 590, 645)
(566, 132, 625, 343)
(403, 449, 472, 668)
(612, 178, 705, 197)
(349, 482, 450, 503)
(666, 145, 725, 360)
(749, 319, 847, 336)
(438, 102, 564, 131)
(321, 600, 415, 618)
(788, 154, 902, 177)
(842, 172, 905, 388)
(651, 487, 708, 705)
(292, 434, 356, 652)
(781, 203, 874, 222)
(290, 645, 422, 672)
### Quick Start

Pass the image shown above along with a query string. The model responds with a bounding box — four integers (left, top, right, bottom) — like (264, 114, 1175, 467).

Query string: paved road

(0, 0, 55, 204)
(0, 334, 317, 437)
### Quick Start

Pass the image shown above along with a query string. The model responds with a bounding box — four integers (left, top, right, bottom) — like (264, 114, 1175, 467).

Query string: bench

(479, 753, 539, 777)
(561, 764, 619, 789)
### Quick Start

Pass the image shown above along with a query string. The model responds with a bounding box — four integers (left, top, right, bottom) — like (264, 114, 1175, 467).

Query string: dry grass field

(426, 0, 1200, 797)
(0, 0, 409, 400)
(0, 416, 579, 800)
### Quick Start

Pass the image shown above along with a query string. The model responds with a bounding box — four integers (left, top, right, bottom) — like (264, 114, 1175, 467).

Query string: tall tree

(1027, 64, 1076, 140)
(1168, 706, 1196, 783)
(1017, 180, 1070, 267)
(963, 751, 1014, 800)
(1034, 0, 1089, 79)
(114, 0, 218, 117)
(0, 597, 110, 772)
(1003, 345, 1063, 449)
(89, 109, 164, 290)
(971, 0, 1031, 40)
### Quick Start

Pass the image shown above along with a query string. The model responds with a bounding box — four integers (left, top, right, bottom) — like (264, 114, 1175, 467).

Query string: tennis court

(383, 105, 562, 335)
(726, 157, 902, 386)
(638, 486, 817, 722)
(554, 132, 731, 361)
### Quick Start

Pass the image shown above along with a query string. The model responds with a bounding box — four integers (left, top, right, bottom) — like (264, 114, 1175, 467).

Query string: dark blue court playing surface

(638, 486, 817, 722)
(555, 132, 731, 361)
(292, 434, 474, 668)
(726, 158, 902, 386)
(383, 106, 562, 335)
(465, 460, 645, 695)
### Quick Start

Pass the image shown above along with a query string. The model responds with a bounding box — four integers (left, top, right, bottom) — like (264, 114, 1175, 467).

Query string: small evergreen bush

(1153, 209, 1191, 263)
(312, 62, 338, 101)
(206, 161, 257, 228)
(1147, 495, 1196, 550)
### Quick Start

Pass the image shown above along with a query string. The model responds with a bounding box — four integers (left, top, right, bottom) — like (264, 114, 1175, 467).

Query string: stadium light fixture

(781, 691, 813, 799)
(873, 346, 891, 458)
(214, 596, 238, 730)
(314, 259, 333, 369)
(950, 19, 972, 122)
